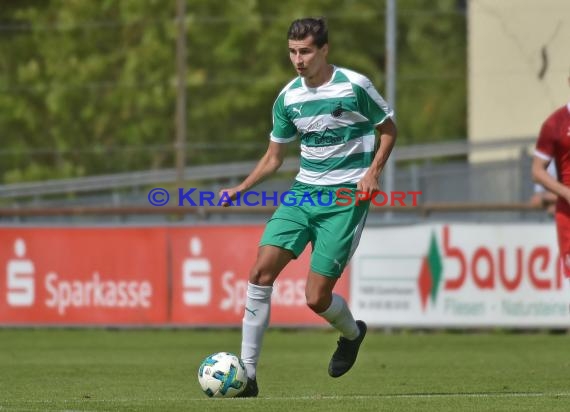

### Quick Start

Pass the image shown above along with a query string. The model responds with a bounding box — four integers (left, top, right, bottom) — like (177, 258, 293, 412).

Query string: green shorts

(260, 181, 370, 278)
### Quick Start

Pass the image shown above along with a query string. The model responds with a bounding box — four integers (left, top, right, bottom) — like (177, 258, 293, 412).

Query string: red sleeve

(535, 116, 556, 159)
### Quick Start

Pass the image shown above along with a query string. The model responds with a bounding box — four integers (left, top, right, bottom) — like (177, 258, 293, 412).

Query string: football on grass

(197, 352, 247, 398)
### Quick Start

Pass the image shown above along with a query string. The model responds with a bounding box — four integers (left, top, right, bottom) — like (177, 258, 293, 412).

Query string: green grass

(0, 329, 569, 411)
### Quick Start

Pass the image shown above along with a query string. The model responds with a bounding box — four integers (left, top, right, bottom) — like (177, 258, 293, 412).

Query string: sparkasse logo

(6, 238, 35, 307)
(3, 237, 153, 316)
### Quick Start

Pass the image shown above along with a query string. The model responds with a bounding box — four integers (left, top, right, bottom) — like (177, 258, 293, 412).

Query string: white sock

(318, 293, 360, 340)
(240, 282, 272, 379)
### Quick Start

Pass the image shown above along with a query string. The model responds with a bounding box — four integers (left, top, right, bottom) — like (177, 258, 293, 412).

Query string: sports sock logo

(245, 307, 258, 316)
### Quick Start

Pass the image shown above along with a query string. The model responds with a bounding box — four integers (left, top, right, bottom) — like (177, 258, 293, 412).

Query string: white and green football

(197, 352, 247, 398)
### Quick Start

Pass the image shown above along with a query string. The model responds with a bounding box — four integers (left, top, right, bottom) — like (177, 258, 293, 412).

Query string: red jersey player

(532, 81, 570, 277)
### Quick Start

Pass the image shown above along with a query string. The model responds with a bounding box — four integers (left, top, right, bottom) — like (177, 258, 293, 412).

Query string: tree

(0, 0, 466, 183)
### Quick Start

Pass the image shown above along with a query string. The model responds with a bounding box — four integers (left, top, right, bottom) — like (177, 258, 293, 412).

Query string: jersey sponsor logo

(302, 127, 342, 146)
(315, 134, 342, 146)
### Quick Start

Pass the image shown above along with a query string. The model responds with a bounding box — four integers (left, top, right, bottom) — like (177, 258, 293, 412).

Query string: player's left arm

(358, 117, 397, 194)
(532, 156, 570, 204)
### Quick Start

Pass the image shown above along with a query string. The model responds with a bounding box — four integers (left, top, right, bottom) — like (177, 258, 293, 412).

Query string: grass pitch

(0, 328, 569, 411)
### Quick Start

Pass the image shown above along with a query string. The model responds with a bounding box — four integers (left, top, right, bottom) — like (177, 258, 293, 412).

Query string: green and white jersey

(270, 66, 393, 186)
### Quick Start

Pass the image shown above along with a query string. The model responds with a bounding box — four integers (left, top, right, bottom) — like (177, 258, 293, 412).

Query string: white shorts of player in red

(555, 211, 570, 278)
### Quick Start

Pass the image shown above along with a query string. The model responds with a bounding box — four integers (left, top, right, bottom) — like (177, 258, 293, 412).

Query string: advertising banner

(4, 223, 564, 328)
(351, 224, 569, 327)
(0, 226, 349, 326)
(0, 227, 168, 325)
(168, 226, 349, 326)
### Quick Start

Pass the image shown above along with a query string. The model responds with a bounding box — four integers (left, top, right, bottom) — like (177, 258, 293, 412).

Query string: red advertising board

(0, 226, 350, 326)
(0, 227, 168, 325)
(168, 226, 349, 326)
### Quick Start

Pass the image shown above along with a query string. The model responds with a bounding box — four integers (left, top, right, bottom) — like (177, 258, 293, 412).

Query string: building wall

(468, 0, 570, 161)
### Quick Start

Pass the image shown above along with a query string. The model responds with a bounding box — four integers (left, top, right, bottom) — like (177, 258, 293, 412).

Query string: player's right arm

(219, 141, 288, 207)
(220, 90, 296, 207)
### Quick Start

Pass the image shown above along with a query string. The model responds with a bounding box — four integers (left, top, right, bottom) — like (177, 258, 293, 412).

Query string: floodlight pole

(175, 0, 187, 186)
(384, 0, 397, 219)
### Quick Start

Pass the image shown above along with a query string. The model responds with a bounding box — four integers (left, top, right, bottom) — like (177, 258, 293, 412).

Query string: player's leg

(305, 270, 367, 378)
(238, 245, 294, 397)
(555, 211, 570, 280)
(239, 202, 311, 397)
(305, 272, 360, 338)
(241, 245, 294, 378)
(308, 189, 370, 377)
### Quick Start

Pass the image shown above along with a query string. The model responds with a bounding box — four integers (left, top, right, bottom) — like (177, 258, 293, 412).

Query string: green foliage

(0, 0, 466, 183)
(397, 0, 467, 144)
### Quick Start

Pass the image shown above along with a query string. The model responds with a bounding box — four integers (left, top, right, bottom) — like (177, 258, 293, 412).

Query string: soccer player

(220, 17, 397, 397)
(532, 71, 570, 279)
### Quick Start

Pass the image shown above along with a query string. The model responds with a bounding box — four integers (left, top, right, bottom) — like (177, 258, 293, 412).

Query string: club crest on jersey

(331, 102, 344, 118)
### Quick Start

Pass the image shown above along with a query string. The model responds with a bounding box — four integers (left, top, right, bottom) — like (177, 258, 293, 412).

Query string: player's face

(288, 36, 328, 79)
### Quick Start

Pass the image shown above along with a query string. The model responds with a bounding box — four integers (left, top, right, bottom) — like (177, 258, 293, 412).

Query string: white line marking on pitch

(3, 392, 570, 403)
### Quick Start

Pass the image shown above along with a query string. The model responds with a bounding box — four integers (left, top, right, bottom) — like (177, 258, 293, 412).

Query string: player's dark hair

(287, 17, 328, 48)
